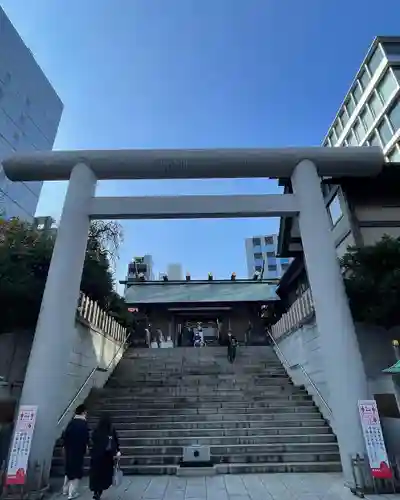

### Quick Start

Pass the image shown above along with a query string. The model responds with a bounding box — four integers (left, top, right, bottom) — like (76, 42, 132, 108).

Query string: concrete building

(245, 233, 291, 279)
(318, 36, 400, 258)
(126, 255, 154, 283)
(33, 215, 57, 236)
(166, 263, 183, 281)
(2, 147, 385, 488)
(0, 6, 63, 221)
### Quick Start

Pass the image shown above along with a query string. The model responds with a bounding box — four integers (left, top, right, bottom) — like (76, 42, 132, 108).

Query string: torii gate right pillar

(291, 159, 369, 487)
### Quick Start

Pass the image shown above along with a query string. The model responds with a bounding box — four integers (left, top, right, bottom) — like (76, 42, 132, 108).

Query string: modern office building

(0, 6, 63, 221)
(166, 263, 183, 281)
(317, 36, 400, 258)
(323, 36, 400, 159)
(126, 255, 154, 283)
(245, 234, 291, 279)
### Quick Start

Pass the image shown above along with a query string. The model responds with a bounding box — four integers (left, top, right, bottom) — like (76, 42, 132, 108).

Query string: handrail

(57, 333, 130, 425)
(266, 330, 332, 416)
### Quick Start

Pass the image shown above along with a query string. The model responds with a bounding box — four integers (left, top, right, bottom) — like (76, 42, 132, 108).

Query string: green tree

(0, 217, 127, 333)
(341, 235, 400, 329)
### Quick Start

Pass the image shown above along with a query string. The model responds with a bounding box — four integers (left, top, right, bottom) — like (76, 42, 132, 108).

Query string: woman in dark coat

(89, 415, 121, 500)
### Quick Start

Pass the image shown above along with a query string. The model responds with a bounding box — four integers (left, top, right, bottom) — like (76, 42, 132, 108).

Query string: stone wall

(274, 317, 400, 451)
(0, 317, 126, 435)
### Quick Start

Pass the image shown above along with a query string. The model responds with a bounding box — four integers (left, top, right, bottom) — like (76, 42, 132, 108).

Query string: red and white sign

(6, 405, 38, 485)
(358, 400, 392, 479)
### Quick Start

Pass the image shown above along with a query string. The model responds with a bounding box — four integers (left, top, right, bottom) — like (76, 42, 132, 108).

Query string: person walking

(227, 331, 238, 363)
(89, 415, 121, 500)
(62, 405, 90, 500)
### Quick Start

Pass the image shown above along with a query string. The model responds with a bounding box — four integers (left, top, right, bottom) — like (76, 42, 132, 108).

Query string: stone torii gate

(2, 147, 384, 487)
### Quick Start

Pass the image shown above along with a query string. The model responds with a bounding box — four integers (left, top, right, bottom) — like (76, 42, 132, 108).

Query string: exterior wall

(167, 263, 183, 281)
(0, 293, 127, 438)
(0, 317, 125, 434)
(273, 307, 400, 452)
(0, 7, 63, 220)
(273, 321, 334, 429)
(322, 37, 400, 160)
(245, 234, 292, 279)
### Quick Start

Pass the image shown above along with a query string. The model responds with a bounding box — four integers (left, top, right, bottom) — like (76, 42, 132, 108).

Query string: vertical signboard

(6, 406, 38, 485)
(358, 400, 392, 479)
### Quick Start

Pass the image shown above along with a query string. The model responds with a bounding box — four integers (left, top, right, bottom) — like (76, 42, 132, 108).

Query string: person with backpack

(227, 331, 238, 363)
(89, 415, 121, 500)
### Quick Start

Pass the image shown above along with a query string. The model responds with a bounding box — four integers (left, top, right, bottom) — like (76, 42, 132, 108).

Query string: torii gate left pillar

(17, 163, 96, 485)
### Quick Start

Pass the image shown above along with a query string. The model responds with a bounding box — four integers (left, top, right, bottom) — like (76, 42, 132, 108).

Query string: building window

(265, 236, 274, 245)
(328, 194, 343, 226)
(388, 146, 400, 162)
(368, 45, 384, 75)
(368, 91, 383, 118)
(266, 251, 275, 258)
(334, 119, 343, 137)
(339, 108, 349, 128)
(255, 265, 262, 272)
(360, 68, 371, 90)
(382, 42, 400, 56)
(377, 69, 398, 104)
(378, 118, 393, 146)
(388, 99, 400, 131)
(345, 97, 355, 117)
(360, 106, 374, 132)
(252, 237, 261, 246)
(347, 130, 358, 146)
(354, 119, 365, 142)
(253, 252, 263, 260)
(369, 130, 382, 147)
(268, 265, 277, 272)
(353, 82, 362, 103)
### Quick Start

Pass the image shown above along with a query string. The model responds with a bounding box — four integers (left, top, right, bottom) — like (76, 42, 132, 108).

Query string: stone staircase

(51, 346, 341, 475)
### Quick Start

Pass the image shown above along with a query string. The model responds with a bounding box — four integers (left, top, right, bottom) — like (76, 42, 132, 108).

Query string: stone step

(54, 441, 338, 458)
(99, 395, 310, 405)
(119, 434, 336, 447)
(114, 425, 332, 438)
(98, 397, 312, 408)
(100, 387, 304, 396)
(96, 400, 314, 411)
(52, 451, 340, 467)
(107, 380, 293, 388)
(93, 405, 317, 417)
(51, 461, 342, 477)
(90, 410, 320, 424)
(120, 362, 285, 376)
(105, 417, 327, 431)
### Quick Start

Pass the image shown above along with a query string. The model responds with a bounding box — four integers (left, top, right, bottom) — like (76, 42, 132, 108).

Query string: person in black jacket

(227, 331, 238, 363)
(89, 415, 121, 500)
(62, 405, 90, 499)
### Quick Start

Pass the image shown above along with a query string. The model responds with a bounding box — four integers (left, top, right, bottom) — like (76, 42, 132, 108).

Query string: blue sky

(2, 0, 400, 284)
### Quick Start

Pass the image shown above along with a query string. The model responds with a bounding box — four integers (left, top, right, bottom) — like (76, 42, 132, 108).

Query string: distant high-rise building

(245, 234, 291, 279)
(0, 6, 63, 221)
(167, 263, 183, 281)
(126, 255, 154, 282)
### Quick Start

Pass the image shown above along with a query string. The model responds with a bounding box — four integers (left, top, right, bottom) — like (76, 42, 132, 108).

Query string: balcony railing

(271, 288, 314, 339)
(76, 292, 127, 344)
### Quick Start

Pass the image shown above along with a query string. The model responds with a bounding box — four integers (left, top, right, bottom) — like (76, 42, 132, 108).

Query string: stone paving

(55, 473, 400, 500)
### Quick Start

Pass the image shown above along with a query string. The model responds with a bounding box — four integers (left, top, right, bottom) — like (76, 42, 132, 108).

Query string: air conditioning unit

(182, 445, 211, 464)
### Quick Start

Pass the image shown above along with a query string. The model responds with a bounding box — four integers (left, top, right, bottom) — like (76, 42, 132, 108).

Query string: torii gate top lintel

(2, 147, 384, 182)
